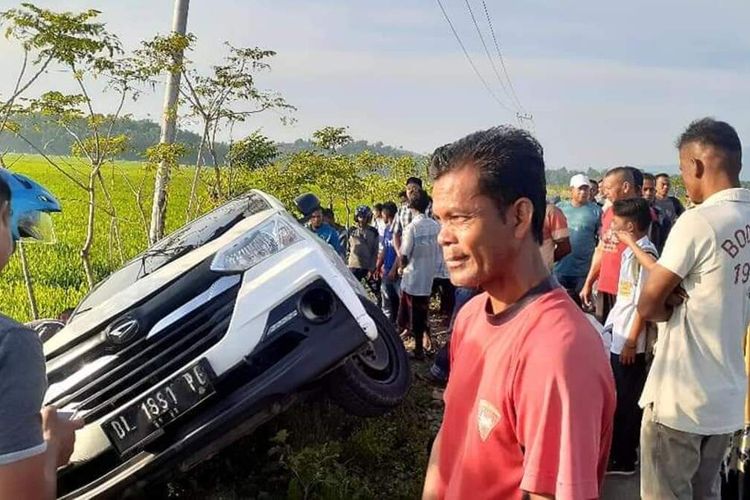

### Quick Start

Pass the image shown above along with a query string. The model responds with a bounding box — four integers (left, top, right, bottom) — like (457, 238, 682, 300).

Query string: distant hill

(0, 113, 422, 164)
(276, 139, 420, 158)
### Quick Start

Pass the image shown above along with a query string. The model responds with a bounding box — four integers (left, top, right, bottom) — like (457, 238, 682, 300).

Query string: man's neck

(483, 245, 550, 315)
(571, 199, 585, 208)
(700, 177, 741, 202)
(656, 193, 669, 200)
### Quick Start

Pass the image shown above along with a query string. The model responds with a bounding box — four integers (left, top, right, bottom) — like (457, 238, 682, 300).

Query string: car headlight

(210, 217, 301, 273)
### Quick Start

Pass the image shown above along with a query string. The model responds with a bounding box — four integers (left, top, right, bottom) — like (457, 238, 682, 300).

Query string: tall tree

(312, 126, 353, 154)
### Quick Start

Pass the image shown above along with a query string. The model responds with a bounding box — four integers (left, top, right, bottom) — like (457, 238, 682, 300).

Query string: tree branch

(12, 131, 88, 190)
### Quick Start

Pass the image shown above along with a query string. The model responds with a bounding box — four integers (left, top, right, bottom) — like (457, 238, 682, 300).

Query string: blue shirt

(554, 201, 602, 277)
(382, 225, 397, 273)
(310, 222, 343, 254)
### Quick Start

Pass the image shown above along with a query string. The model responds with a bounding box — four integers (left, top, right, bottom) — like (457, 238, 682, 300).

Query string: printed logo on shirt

(477, 399, 501, 441)
(602, 228, 618, 253)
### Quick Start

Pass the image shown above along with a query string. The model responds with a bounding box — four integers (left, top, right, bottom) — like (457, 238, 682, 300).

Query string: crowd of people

(1, 117, 748, 499)
(306, 118, 750, 499)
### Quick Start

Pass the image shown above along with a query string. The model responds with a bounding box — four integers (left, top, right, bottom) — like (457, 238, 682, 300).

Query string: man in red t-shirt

(424, 127, 616, 500)
(580, 167, 639, 324)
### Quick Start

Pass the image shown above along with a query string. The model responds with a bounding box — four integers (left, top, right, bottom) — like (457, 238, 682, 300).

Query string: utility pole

(149, 0, 190, 244)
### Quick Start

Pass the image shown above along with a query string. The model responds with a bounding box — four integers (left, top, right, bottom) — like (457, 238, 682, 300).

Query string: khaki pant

(640, 405, 732, 499)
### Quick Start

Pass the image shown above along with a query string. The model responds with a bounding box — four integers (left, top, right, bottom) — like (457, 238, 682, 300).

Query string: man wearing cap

(554, 174, 602, 306)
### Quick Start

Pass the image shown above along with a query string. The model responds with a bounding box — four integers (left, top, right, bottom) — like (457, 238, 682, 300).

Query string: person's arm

(615, 231, 658, 271)
(553, 237, 571, 262)
(0, 328, 83, 500)
(580, 243, 603, 307)
(637, 265, 684, 322)
(399, 224, 415, 271)
(422, 427, 443, 500)
(619, 310, 646, 365)
(368, 231, 379, 272)
(0, 407, 83, 500)
(550, 207, 570, 263)
(638, 213, 707, 322)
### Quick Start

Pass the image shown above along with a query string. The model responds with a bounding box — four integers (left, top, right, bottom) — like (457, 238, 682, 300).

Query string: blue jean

(381, 274, 401, 324)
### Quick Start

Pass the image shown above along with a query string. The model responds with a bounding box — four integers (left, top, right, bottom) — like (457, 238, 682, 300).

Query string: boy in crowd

(348, 205, 380, 300)
(604, 198, 658, 475)
(397, 190, 440, 360)
(376, 202, 400, 323)
(307, 207, 343, 255)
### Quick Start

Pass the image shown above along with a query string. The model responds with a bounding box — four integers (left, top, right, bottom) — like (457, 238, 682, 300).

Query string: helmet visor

(17, 211, 56, 244)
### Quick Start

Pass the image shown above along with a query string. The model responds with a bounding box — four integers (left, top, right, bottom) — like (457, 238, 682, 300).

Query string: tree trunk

(81, 173, 97, 289)
(149, 0, 190, 244)
(17, 242, 39, 320)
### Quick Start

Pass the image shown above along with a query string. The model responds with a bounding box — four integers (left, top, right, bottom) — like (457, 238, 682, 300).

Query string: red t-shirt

(437, 280, 615, 500)
(598, 208, 627, 294)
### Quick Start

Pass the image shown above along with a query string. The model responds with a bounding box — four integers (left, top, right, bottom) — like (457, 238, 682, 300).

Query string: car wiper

(139, 244, 197, 277)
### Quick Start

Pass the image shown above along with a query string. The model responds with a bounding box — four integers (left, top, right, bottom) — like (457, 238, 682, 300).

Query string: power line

(481, 0, 526, 114)
(435, 0, 515, 114)
(463, 0, 517, 112)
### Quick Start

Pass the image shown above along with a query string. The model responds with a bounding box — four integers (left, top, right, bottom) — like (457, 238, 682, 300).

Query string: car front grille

(47, 285, 239, 423)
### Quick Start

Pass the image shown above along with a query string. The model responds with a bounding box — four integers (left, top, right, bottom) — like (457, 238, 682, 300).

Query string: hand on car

(42, 406, 84, 467)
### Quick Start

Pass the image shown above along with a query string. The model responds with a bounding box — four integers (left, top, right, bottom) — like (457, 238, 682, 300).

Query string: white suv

(43, 191, 411, 498)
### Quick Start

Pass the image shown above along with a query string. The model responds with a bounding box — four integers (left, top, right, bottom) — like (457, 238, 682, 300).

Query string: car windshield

(72, 193, 272, 318)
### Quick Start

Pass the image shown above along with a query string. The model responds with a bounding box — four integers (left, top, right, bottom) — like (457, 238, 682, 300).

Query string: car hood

(44, 193, 284, 358)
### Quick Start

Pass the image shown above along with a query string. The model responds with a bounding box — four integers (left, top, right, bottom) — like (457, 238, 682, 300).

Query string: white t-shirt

(606, 236, 658, 355)
(639, 188, 750, 435)
(400, 213, 440, 296)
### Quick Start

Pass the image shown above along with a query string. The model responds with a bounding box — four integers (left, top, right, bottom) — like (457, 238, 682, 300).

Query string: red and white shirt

(437, 279, 616, 499)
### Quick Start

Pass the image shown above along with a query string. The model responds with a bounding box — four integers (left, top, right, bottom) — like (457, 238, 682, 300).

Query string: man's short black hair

(605, 166, 635, 186)
(676, 118, 742, 166)
(0, 175, 10, 208)
(589, 179, 598, 185)
(428, 126, 546, 244)
(613, 198, 652, 233)
(406, 176, 423, 188)
(321, 208, 334, 219)
(655, 173, 670, 182)
(382, 201, 398, 217)
(408, 189, 430, 214)
(627, 167, 644, 189)
(373, 203, 383, 212)
(643, 172, 656, 183)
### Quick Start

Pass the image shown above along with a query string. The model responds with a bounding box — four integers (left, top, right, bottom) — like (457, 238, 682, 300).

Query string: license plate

(102, 359, 216, 455)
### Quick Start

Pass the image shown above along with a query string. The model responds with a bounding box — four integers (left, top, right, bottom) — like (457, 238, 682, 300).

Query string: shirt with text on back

(639, 188, 750, 434)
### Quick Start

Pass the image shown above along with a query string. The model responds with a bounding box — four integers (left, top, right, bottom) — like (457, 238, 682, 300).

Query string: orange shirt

(438, 280, 616, 499)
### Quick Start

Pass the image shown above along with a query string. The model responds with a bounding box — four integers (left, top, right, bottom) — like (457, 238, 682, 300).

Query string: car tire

(326, 297, 411, 417)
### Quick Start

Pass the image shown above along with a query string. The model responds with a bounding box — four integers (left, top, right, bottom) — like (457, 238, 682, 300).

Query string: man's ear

(512, 198, 534, 240)
(693, 157, 705, 179)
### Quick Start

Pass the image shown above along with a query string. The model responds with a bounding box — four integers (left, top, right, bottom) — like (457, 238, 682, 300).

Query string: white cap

(569, 174, 590, 188)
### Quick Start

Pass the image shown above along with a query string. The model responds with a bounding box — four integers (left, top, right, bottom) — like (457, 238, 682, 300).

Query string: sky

(0, 0, 748, 177)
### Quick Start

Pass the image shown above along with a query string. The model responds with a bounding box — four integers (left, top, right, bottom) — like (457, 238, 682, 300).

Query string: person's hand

(41, 406, 84, 467)
(620, 342, 637, 365)
(615, 230, 636, 248)
(387, 266, 398, 281)
(580, 281, 593, 308)
(666, 285, 689, 308)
